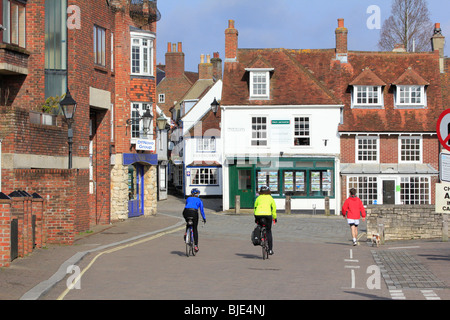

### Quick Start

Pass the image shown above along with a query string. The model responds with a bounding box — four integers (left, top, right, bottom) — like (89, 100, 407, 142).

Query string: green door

(230, 167, 255, 208)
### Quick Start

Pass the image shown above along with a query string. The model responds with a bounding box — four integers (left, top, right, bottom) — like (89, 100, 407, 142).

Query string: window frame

(130, 102, 153, 143)
(196, 137, 216, 153)
(246, 68, 272, 100)
(190, 167, 219, 186)
(352, 85, 384, 108)
(400, 176, 430, 205)
(293, 116, 311, 146)
(3, 0, 26, 48)
(398, 136, 422, 163)
(394, 85, 427, 108)
(356, 136, 379, 163)
(347, 176, 378, 206)
(251, 116, 268, 147)
(93, 25, 106, 67)
(130, 31, 155, 77)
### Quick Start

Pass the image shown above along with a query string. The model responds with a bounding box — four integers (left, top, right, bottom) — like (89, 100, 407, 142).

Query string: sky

(155, 0, 450, 72)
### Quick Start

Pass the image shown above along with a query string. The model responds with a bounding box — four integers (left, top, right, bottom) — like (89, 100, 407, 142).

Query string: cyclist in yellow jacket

(254, 186, 277, 255)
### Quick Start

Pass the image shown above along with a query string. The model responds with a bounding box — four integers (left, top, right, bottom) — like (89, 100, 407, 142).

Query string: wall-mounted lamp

(210, 97, 219, 116)
(126, 105, 153, 134)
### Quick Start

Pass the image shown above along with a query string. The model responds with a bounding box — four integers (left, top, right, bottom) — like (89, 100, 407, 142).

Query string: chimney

(393, 43, 406, 52)
(211, 52, 222, 80)
(335, 18, 348, 54)
(198, 54, 213, 80)
(165, 41, 185, 78)
(225, 20, 238, 62)
(431, 23, 445, 73)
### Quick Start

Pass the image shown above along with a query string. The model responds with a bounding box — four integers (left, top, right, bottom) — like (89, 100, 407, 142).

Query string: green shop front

(227, 157, 337, 214)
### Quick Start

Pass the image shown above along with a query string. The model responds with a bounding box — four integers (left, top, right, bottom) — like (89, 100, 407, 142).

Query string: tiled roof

(223, 47, 444, 133)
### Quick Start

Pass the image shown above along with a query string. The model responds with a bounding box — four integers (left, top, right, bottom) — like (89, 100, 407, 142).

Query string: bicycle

(260, 224, 270, 260)
(185, 217, 196, 257)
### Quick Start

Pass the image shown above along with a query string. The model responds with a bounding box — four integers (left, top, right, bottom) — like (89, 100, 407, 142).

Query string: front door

(382, 180, 396, 204)
(128, 163, 145, 217)
(230, 167, 255, 208)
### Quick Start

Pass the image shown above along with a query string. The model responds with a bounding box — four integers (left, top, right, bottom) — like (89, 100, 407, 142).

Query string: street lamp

(210, 97, 219, 116)
(60, 89, 77, 169)
(156, 114, 168, 131)
(126, 105, 153, 135)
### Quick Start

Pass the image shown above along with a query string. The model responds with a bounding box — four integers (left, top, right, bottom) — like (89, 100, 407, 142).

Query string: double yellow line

(57, 225, 185, 300)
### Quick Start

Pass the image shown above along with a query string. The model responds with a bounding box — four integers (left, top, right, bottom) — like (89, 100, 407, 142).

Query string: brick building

(221, 19, 447, 212)
(0, 0, 159, 267)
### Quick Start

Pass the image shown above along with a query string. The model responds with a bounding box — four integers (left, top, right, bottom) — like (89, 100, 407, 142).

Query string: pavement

(0, 194, 448, 300)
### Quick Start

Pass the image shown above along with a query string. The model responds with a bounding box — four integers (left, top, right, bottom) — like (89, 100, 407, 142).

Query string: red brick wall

(0, 199, 11, 267)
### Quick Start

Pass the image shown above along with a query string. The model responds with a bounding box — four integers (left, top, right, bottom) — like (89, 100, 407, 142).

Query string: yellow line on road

(57, 225, 185, 300)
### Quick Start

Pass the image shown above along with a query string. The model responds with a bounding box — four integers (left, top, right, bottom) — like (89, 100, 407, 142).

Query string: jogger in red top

(342, 188, 366, 246)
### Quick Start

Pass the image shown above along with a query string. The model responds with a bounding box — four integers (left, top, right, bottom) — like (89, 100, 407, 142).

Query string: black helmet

(191, 188, 200, 196)
(259, 186, 270, 194)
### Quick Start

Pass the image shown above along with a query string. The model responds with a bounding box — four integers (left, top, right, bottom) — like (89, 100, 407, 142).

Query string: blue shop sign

(123, 153, 158, 166)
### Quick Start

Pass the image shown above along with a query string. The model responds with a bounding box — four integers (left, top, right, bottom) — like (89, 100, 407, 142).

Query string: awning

(340, 163, 438, 175)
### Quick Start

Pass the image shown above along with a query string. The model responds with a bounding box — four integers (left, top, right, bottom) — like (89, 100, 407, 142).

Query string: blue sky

(156, 0, 450, 72)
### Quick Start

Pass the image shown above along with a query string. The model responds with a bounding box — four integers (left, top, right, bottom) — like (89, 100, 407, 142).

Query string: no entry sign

(437, 109, 450, 152)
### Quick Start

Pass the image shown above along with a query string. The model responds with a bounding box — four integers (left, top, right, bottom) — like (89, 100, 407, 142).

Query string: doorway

(382, 180, 396, 204)
(229, 167, 255, 208)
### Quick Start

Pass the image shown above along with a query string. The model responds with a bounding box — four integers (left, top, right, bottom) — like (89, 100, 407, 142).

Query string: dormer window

(245, 68, 273, 100)
(392, 67, 429, 109)
(395, 85, 426, 108)
(352, 85, 383, 107)
(349, 68, 386, 109)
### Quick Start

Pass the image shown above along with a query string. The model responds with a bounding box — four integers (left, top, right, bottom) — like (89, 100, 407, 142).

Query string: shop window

(256, 170, 278, 195)
(310, 170, 333, 197)
(283, 171, 306, 196)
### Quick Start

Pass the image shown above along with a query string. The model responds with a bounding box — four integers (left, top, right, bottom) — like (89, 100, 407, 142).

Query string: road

(39, 195, 449, 301)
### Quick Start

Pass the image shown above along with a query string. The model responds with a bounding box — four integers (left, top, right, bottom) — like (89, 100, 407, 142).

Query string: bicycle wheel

(261, 228, 269, 260)
(185, 228, 191, 257)
(190, 228, 196, 256)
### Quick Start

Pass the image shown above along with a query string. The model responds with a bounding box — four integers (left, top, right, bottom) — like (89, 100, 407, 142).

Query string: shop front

(226, 157, 338, 214)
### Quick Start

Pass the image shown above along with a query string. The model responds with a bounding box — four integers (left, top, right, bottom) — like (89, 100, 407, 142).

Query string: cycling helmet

(259, 186, 270, 194)
(191, 188, 200, 196)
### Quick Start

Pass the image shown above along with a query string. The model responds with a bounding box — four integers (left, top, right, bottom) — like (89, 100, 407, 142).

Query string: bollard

(235, 195, 240, 214)
(324, 197, 330, 216)
(285, 195, 291, 214)
(377, 217, 385, 245)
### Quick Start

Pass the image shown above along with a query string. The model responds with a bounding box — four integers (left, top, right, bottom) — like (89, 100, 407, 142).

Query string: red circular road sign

(437, 109, 450, 152)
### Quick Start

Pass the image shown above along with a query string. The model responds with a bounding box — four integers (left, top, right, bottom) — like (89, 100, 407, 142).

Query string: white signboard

(435, 182, 450, 213)
(136, 139, 155, 151)
(440, 153, 450, 182)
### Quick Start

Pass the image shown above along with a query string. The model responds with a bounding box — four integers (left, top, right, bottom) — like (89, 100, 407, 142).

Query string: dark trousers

(183, 208, 199, 245)
(254, 215, 273, 250)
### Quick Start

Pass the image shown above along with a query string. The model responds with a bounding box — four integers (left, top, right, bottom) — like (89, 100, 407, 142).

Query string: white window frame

(347, 176, 378, 206)
(356, 136, 379, 163)
(197, 137, 216, 153)
(246, 68, 273, 100)
(394, 85, 426, 108)
(400, 176, 430, 204)
(131, 31, 155, 76)
(398, 136, 422, 163)
(251, 116, 268, 147)
(130, 102, 153, 143)
(158, 93, 165, 104)
(293, 116, 310, 146)
(352, 85, 383, 108)
(190, 168, 218, 186)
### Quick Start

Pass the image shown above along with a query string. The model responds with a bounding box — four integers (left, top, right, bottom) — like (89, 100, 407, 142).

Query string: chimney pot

(338, 18, 344, 28)
(167, 42, 172, 52)
(178, 42, 182, 52)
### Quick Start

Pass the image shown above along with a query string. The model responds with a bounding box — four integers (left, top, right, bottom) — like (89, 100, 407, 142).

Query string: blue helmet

(191, 188, 200, 196)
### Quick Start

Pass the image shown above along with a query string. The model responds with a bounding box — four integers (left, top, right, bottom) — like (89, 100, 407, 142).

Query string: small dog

(371, 233, 381, 247)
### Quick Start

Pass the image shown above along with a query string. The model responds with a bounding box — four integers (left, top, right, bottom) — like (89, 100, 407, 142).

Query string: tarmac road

(0, 194, 448, 302)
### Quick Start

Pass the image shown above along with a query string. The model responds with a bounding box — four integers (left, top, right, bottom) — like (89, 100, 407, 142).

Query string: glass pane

(238, 170, 251, 190)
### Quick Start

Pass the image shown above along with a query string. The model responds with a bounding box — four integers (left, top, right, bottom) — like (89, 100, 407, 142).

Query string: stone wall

(366, 205, 447, 241)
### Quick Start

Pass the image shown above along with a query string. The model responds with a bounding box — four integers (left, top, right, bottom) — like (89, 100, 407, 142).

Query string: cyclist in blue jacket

(183, 188, 206, 252)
